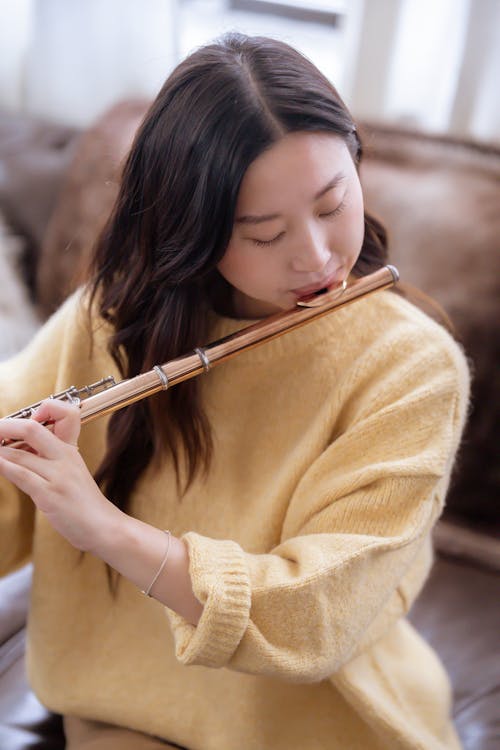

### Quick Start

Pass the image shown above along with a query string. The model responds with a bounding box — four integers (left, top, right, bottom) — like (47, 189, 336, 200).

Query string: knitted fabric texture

(0, 288, 469, 750)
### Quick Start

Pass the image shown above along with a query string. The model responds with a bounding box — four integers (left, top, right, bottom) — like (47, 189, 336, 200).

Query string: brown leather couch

(0, 106, 499, 749)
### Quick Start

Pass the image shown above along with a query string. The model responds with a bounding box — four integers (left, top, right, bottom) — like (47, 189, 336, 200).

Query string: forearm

(91, 511, 204, 626)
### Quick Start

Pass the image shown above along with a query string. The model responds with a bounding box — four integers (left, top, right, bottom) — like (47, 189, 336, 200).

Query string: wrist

(87, 507, 204, 625)
(89, 510, 171, 595)
(87, 497, 131, 559)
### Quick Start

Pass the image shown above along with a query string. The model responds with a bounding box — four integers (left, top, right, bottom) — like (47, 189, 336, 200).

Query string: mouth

(291, 270, 344, 298)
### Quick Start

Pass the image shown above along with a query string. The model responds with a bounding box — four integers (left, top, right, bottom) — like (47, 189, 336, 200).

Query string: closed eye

(250, 199, 346, 245)
(251, 231, 285, 247)
(319, 200, 346, 219)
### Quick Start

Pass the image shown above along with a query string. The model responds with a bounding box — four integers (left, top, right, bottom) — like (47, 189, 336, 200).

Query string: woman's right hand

(0, 399, 124, 553)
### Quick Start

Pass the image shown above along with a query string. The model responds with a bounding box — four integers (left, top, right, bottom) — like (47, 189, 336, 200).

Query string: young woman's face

(217, 131, 365, 318)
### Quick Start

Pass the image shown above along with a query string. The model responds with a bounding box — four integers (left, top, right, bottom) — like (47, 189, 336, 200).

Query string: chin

(250, 300, 284, 318)
(254, 302, 283, 318)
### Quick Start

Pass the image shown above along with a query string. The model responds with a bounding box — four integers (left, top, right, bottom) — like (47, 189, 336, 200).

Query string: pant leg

(63, 715, 188, 750)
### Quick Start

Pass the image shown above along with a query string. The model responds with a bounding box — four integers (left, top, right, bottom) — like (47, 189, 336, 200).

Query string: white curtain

(0, 0, 178, 126)
(0, 0, 498, 141)
(340, 0, 500, 142)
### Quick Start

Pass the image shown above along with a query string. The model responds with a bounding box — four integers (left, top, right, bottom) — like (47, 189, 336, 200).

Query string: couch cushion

(0, 564, 32, 648)
(36, 99, 149, 316)
(360, 124, 500, 528)
(409, 554, 500, 750)
(0, 110, 79, 294)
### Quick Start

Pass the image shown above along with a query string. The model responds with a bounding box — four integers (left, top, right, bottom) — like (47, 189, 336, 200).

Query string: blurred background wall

(0, 0, 498, 143)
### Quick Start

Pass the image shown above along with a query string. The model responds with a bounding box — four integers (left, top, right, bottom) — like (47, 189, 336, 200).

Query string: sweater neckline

(204, 288, 404, 366)
(205, 304, 345, 365)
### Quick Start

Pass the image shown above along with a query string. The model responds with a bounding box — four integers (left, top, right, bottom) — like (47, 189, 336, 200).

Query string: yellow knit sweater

(0, 287, 469, 750)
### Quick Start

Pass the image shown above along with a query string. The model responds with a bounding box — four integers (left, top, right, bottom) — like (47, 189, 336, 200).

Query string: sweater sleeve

(165, 327, 470, 682)
(0, 290, 95, 575)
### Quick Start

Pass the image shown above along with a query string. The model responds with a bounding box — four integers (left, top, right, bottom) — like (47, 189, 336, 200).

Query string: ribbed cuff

(165, 532, 251, 668)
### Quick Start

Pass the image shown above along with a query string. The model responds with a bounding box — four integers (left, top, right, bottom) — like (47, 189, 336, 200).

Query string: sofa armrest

(433, 520, 500, 572)
(0, 564, 32, 647)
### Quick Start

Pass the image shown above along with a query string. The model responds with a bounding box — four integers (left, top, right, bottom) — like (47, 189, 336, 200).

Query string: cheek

(217, 242, 255, 287)
(348, 170, 364, 214)
(354, 202, 366, 248)
(345, 182, 365, 251)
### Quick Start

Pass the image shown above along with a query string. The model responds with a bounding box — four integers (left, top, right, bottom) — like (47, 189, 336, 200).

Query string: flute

(2, 265, 399, 446)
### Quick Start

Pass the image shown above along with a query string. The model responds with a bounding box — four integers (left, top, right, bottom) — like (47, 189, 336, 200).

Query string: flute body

(3, 265, 399, 442)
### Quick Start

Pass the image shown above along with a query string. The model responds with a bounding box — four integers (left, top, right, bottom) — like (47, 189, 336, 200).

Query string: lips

(291, 270, 343, 297)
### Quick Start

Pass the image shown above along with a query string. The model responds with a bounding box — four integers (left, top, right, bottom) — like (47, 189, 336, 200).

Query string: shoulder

(328, 289, 468, 377)
(315, 290, 470, 425)
(372, 291, 469, 383)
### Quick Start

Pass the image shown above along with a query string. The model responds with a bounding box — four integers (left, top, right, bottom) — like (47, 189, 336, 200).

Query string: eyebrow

(235, 172, 346, 225)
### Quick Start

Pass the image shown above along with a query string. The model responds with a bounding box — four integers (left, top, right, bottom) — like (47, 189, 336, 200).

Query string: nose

(290, 225, 332, 274)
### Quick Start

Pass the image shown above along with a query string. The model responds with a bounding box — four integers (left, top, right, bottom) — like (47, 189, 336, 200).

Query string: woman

(0, 33, 469, 749)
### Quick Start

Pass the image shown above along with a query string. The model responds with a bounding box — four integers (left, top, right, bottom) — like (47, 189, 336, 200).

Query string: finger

(0, 444, 52, 482)
(33, 398, 81, 446)
(0, 417, 61, 459)
(0, 450, 48, 497)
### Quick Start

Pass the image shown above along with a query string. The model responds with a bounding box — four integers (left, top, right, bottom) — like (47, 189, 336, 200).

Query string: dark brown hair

(88, 33, 388, 512)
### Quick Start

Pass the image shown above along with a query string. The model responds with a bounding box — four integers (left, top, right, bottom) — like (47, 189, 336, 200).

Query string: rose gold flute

(2, 265, 399, 447)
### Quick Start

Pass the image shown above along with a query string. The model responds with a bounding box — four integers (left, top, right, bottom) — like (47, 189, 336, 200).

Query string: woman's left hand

(0, 399, 122, 553)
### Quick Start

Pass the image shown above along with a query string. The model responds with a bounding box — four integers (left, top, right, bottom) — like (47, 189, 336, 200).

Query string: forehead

(236, 132, 351, 208)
